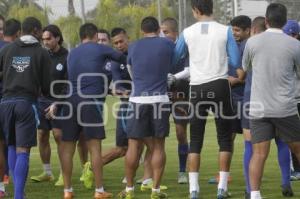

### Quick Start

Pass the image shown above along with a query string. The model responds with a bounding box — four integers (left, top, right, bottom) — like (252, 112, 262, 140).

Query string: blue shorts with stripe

(61, 96, 105, 141)
(0, 97, 39, 147)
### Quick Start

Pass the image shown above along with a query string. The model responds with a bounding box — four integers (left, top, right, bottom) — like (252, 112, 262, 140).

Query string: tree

(0, 0, 42, 17)
(8, 3, 49, 26)
(55, 15, 82, 48)
(68, 0, 75, 16)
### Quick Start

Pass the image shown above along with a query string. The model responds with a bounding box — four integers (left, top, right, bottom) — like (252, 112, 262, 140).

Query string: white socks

(142, 178, 152, 185)
(189, 172, 199, 193)
(251, 191, 262, 199)
(43, 164, 52, 176)
(0, 182, 5, 192)
(218, 171, 229, 191)
(95, 187, 104, 193)
(64, 187, 73, 193)
(152, 188, 160, 193)
(126, 186, 134, 192)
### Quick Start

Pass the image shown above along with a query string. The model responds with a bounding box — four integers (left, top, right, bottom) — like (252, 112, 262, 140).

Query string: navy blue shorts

(37, 97, 61, 131)
(0, 98, 39, 147)
(61, 96, 105, 141)
(126, 102, 171, 139)
(116, 99, 129, 147)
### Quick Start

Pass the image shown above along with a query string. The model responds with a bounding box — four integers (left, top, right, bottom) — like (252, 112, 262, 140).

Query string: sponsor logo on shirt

(105, 62, 111, 71)
(56, 63, 63, 71)
(12, 56, 30, 72)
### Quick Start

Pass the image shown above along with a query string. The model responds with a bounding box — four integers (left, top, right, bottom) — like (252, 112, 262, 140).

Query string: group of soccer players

(0, 0, 300, 199)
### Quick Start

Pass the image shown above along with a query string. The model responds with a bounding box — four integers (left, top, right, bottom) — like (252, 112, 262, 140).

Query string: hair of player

(141, 16, 159, 33)
(111, 27, 127, 38)
(191, 0, 213, 16)
(252, 16, 266, 32)
(4, 19, 21, 36)
(266, 3, 287, 28)
(230, 15, 252, 30)
(22, 17, 42, 35)
(162, 17, 178, 32)
(98, 28, 111, 40)
(79, 23, 98, 40)
(43, 24, 64, 45)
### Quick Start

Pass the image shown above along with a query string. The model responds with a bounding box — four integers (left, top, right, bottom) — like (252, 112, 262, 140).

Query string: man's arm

(295, 43, 300, 79)
(227, 27, 240, 69)
(242, 42, 252, 73)
(172, 33, 188, 71)
(104, 46, 127, 65)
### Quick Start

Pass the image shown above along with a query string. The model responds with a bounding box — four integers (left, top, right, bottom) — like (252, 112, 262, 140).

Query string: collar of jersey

(266, 28, 283, 34)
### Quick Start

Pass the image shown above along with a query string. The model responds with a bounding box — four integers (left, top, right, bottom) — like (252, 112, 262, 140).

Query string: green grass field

(4, 96, 300, 198)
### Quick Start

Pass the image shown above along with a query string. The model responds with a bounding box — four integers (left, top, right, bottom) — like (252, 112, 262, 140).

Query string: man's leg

(31, 129, 54, 182)
(125, 139, 144, 190)
(102, 146, 127, 165)
(243, 129, 252, 196)
(288, 142, 300, 167)
(77, 133, 88, 167)
(151, 138, 166, 189)
(249, 141, 271, 199)
(275, 138, 293, 196)
(175, 123, 188, 183)
(15, 147, 31, 199)
(53, 128, 64, 186)
(61, 141, 76, 191)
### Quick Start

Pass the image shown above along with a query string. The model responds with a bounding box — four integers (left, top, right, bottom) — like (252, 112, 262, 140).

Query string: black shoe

(281, 185, 294, 197)
(244, 191, 250, 199)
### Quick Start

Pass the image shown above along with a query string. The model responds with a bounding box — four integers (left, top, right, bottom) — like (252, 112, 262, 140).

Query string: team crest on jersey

(105, 62, 111, 71)
(56, 63, 63, 71)
(12, 56, 30, 72)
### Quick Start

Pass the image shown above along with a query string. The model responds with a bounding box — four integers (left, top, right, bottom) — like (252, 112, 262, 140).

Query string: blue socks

(178, 144, 188, 172)
(14, 152, 29, 199)
(243, 141, 252, 193)
(275, 138, 291, 187)
(8, 146, 16, 182)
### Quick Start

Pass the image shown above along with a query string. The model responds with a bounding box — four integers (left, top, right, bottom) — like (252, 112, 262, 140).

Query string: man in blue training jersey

(60, 23, 126, 199)
(0, 17, 52, 199)
(282, 19, 300, 181)
(119, 16, 174, 199)
(242, 16, 293, 199)
(0, 18, 21, 198)
(243, 4, 300, 199)
(173, 0, 240, 198)
(161, 17, 189, 184)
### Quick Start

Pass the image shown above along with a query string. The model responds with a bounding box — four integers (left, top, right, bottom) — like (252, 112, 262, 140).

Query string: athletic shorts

(0, 98, 39, 147)
(250, 115, 300, 144)
(37, 97, 62, 131)
(61, 96, 105, 141)
(126, 102, 171, 139)
(116, 99, 129, 147)
(169, 79, 190, 125)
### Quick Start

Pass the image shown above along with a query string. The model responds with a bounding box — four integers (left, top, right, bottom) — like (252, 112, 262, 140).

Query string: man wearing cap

(283, 19, 300, 181)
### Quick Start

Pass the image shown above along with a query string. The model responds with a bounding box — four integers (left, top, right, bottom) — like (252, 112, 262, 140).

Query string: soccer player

(173, 0, 240, 198)
(0, 18, 21, 195)
(98, 29, 110, 45)
(242, 16, 293, 199)
(29, 25, 69, 186)
(243, 3, 300, 199)
(60, 23, 126, 199)
(282, 19, 300, 181)
(161, 17, 189, 184)
(120, 16, 174, 199)
(0, 17, 52, 199)
(102, 27, 130, 166)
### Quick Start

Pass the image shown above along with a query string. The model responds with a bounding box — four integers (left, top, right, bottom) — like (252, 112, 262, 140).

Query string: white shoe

(122, 177, 127, 184)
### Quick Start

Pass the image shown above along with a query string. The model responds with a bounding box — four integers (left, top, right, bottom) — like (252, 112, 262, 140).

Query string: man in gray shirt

(242, 3, 300, 199)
